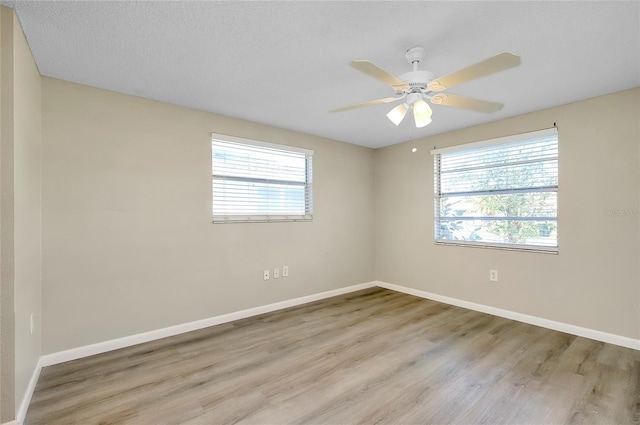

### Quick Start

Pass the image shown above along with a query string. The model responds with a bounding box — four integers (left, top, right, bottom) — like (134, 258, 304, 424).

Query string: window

(211, 133, 313, 223)
(432, 128, 558, 252)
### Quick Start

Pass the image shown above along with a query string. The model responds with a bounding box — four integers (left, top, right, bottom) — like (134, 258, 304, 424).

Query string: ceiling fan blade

(329, 97, 399, 113)
(350, 60, 411, 92)
(427, 52, 521, 92)
(430, 94, 503, 113)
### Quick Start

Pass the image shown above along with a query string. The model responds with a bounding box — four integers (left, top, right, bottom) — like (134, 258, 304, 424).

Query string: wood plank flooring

(26, 288, 640, 424)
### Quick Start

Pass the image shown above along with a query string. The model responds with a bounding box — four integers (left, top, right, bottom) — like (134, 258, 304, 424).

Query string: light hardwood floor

(26, 288, 640, 424)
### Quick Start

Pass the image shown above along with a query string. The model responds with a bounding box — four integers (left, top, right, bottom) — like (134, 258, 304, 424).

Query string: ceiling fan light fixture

(414, 115, 432, 128)
(413, 100, 432, 128)
(387, 103, 408, 126)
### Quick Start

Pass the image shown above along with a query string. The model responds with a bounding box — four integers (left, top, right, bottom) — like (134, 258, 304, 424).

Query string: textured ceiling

(4, 1, 640, 148)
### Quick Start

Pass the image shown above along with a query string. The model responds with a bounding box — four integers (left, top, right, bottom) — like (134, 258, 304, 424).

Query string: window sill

(212, 215, 313, 224)
(435, 240, 558, 254)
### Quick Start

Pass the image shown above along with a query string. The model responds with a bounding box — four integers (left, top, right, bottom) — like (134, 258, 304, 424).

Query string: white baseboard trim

(14, 356, 44, 425)
(19, 279, 638, 423)
(41, 281, 377, 367)
(375, 281, 640, 351)
(2, 420, 19, 425)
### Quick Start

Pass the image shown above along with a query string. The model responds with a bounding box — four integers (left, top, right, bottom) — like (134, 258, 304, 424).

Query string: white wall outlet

(30, 312, 34, 335)
(263, 270, 270, 280)
(274, 268, 280, 279)
(282, 266, 289, 277)
(489, 269, 498, 282)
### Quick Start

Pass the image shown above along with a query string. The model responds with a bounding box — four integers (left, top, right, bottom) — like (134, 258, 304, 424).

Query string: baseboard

(41, 281, 377, 367)
(22, 279, 637, 423)
(375, 281, 640, 351)
(2, 420, 19, 425)
(14, 356, 44, 425)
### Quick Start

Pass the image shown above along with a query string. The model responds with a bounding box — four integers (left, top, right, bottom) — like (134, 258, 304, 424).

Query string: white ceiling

(4, 1, 640, 148)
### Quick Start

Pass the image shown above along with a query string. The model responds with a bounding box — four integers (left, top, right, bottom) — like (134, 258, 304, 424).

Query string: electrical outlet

(263, 270, 270, 281)
(489, 269, 498, 282)
(30, 313, 34, 335)
(282, 266, 289, 277)
(274, 268, 280, 279)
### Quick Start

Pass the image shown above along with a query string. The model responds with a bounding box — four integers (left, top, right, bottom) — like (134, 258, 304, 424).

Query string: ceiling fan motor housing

(396, 70, 436, 95)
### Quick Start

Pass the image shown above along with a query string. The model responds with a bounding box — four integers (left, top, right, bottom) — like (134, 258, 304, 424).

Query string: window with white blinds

(432, 128, 558, 252)
(211, 134, 313, 223)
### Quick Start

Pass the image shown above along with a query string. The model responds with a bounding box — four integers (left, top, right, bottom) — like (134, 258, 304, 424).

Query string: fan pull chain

(410, 126, 417, 153)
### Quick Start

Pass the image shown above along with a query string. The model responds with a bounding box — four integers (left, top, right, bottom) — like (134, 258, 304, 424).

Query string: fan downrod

(397, 47, 435, 94)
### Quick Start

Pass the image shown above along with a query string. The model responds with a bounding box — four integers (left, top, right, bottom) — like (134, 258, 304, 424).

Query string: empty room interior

(0, 1, 639, 424)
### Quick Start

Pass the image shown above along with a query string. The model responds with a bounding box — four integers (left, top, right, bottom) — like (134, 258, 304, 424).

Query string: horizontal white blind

(212, 135, 313, 223)
(433, 128, 558, 251)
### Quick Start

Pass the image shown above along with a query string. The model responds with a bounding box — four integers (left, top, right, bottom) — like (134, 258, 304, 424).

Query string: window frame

(431, 128, 558, 253)
(211, 133, 313, 223)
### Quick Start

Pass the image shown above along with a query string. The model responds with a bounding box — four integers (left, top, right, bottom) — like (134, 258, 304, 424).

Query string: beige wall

(0, 7, 42, 421)
(375, 88, 640, 340)
(41, 78, 376, 354)
(13, 10, 42, 417)
(0, 8, 16, 421)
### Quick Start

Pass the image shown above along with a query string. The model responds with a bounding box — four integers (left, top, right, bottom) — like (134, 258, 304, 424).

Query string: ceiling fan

(330, 47, 521, 128)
